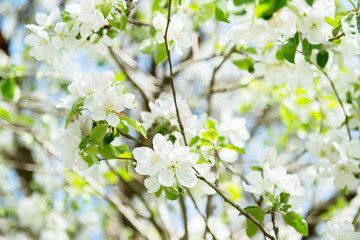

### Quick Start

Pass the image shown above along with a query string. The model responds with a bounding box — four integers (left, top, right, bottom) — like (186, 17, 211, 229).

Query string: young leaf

(282, 211, 308, 236)
(154, 44, 168, 64)
(106, 28, 119, 39)
(118, 121, 130, 134)
(100, 2, 112, 18)
(316, 50, 328, 68)
(189, 136, 200, 147)
(201, 129, 218, 141)
(140, 39, 156, 55)
(119, 14, 127, 31)
(190, 149, 211, 164)
(302, 39, 312, 59)
(79, 135, 90, 150)
(197, 3, 215, 25)
(215, 7, 230, 23)
(282, 33, 299, 64)
(120, 115, 147, 138)
(232, 57, 254, 71)
(65, 97, 85, 128)
(256, 0, 286, 20)
(1, 77, 15, 100)
(243, 206, 266, 238)
(90, 124, 108, 142)
(164, 187, 179, 200)
(224, 144, 245, 154)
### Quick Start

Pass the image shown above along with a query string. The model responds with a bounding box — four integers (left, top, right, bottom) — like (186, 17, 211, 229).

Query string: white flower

(326, 220, 360, 240)
(243, 162, 273, 195)
(133, 134, 199, 190)
(298, 0, 335, 44)
(133, 133, 172, 175)
(84, 84, 135, 126)
(152, 12, 167, 31)
(159, 146, 198, 188)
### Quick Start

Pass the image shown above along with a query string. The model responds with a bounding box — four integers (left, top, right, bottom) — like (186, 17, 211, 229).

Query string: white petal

(144, 176, 161, 193)
(177, 167, 197, 188)
(158, 169, 174, 187)
(106, 113, 120, 126)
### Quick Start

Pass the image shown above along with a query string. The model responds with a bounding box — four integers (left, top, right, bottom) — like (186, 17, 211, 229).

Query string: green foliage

(100, 2, 112, 18)
(65, 97, 85, 128)
(302, 39, 312, 61)
(154, 43, 168, 64)
(190, 149, 211, 164)
(282, 33, 299, 64)
(215, 7, 230, 23)
(108, 12, 127, 31)
(90, 124, 108, 142)
(224, 144, 245, 154)
(316, 50, 329, 68)
(243, 206, 266, 238)
(106, 28, 119, 39)
(282, 211, 308, 236)
(256, 0, 287, 20)
(164, 186, 180, 200)
(140, 39, 156, 54)
(232, 57, 254, 72)
(120, 115, 147, 138)
(197, 3, 215, 25)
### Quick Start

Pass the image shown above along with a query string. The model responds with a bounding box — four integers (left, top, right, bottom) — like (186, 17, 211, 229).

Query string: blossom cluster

(243, 162, 305, 211)
(58, 70, 135, 127)
(133, 133, 199, 192)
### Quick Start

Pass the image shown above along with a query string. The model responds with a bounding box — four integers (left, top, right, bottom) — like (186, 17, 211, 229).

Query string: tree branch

(164, 0, 188, 146)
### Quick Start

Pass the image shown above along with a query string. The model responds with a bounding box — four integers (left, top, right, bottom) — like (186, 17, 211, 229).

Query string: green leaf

(154, 44, 168, 64)
(90, 124, 108, 142)
(118, 121, 129, 134)
(325, 17, 334, 26)
(205, 119, 217, 129)
(316, 50, 328, 68)
(302, 39, 312, 60)
(280, 192, 290, 204)
(190, 149, 211, 164)
(120, 115, 147, 138)
(98, 143, 118, 159)
(154, 186, 163, 197)
(282, 33, 299, 64)
(201, 129, 218, 141)
(164, 187, 179, 200)
(275, 48, 285, 61)
(65, 97, 85, 128)
(82, 155, 95, 167)
(104, 131, 116, 145)
(305, 0, 314, 5)
(140, 39, 156, 54)
(243, 206, 266, 238)
(215, 7, 230, 23)
(108, 12, 121, 29)
(1, 77, 15, 99)
(79, 135, 90, 150)
(332, 16, 342, 37)
(233, 0, 254, 6)
(106, 28, 119, 39)
(224, 144, 245, 154)
(232, 57, 253, 71)
(282, 211, 308, 236)
(198, 3, 215, 25)
(189, 136, 200, 147)
(100, 2, 112, 18)
(256, 0, 286, 20)
(119, 14, 127, 31)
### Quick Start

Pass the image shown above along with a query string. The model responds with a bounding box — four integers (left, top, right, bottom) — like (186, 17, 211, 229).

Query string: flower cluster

(58, 70, 135, 127)
(140, 93, 199, 139)
(307, 131, 360, 189)
(243, 162, 305, 211)
(132, 134, 199, 192)
(25, 0, 120, 62)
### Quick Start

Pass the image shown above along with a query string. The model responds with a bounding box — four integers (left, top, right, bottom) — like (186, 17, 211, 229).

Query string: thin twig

(328, 32, 345, 42)
(187, 190, 218, 240)
(164, 0, 188, 146)
(195, 171, 275, 240)
(114, 6, 150, 26)
(207, 45, 237, 116)
(271, 211, 280, 240)
(310, 60, 352, 140)
(179, 194, 189, 240)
